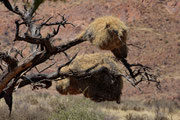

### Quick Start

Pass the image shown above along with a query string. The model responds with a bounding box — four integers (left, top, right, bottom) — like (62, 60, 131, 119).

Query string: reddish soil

(0, 0, 180, 101)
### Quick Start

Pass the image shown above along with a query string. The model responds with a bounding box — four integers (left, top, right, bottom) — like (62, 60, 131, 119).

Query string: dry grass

(100, 98, 180, 120)
(0, 88, 179, 120)
(0, 88, 107, 120)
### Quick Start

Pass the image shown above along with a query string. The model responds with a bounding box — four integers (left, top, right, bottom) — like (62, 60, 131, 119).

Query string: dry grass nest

(78, 16, 128, 59)
(56, 52, 123, 104)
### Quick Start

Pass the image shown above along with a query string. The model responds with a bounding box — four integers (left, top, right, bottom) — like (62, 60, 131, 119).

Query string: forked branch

(0, 0, 87, 95)
(120, 57, 160, 90)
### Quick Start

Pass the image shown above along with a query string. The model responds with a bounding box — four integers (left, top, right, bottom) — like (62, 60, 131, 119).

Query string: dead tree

(0, 0, 87, 115)
(0, 0, 160, 115)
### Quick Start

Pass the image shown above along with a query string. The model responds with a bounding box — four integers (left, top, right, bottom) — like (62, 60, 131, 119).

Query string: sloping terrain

(0, 0, 180, 119)
(0, 0, 180, 111)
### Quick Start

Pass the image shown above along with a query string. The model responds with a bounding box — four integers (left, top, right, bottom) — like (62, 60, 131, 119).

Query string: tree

(0, 0, 160, 115)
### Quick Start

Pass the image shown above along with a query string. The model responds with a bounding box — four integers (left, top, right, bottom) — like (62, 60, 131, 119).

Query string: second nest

(56, 53, 123, 104)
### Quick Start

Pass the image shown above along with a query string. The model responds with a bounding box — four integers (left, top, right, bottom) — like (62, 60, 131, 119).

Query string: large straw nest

(78, 16, 128, 58)
(56, 53, 123, 103)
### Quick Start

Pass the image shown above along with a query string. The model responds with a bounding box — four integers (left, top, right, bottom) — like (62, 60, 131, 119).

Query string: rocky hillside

(0, 0, 180, 101)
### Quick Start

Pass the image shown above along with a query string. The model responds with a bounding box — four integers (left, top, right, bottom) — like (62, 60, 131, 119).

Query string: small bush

(49, 96, 105, 120)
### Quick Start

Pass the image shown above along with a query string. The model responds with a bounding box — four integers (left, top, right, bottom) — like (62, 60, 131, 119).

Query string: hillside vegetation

(0, 0, 180, 119)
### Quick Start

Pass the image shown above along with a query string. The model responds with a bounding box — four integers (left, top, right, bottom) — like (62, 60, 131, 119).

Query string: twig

(39, 62, 55, 73)
(127, 43, 142, 49)
(0, 65, 3, 71)
(35, 66, 40, 73)
(121, 74, 142, 91)
(120, 57, 160, 90)
(63, 51, 70, 61)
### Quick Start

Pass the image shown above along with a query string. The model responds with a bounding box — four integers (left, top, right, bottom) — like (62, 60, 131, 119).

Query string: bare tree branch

(39, 62, 55, 73)
(127, 43, 142, 49)
(120, 57, 160, 90)
(0, 52, 18, 71)
(0, 65, 3, 71)
(0, 0, 87, 114)
(0, 0, 23, 17)
(0, 36, 86, 94)
(15, 52, 78, 89)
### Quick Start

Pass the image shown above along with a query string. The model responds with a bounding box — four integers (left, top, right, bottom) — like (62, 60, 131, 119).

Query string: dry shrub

(78, 16, 129, 59)
(125, 113, 152, 120)
(56, 53, 123, 103)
